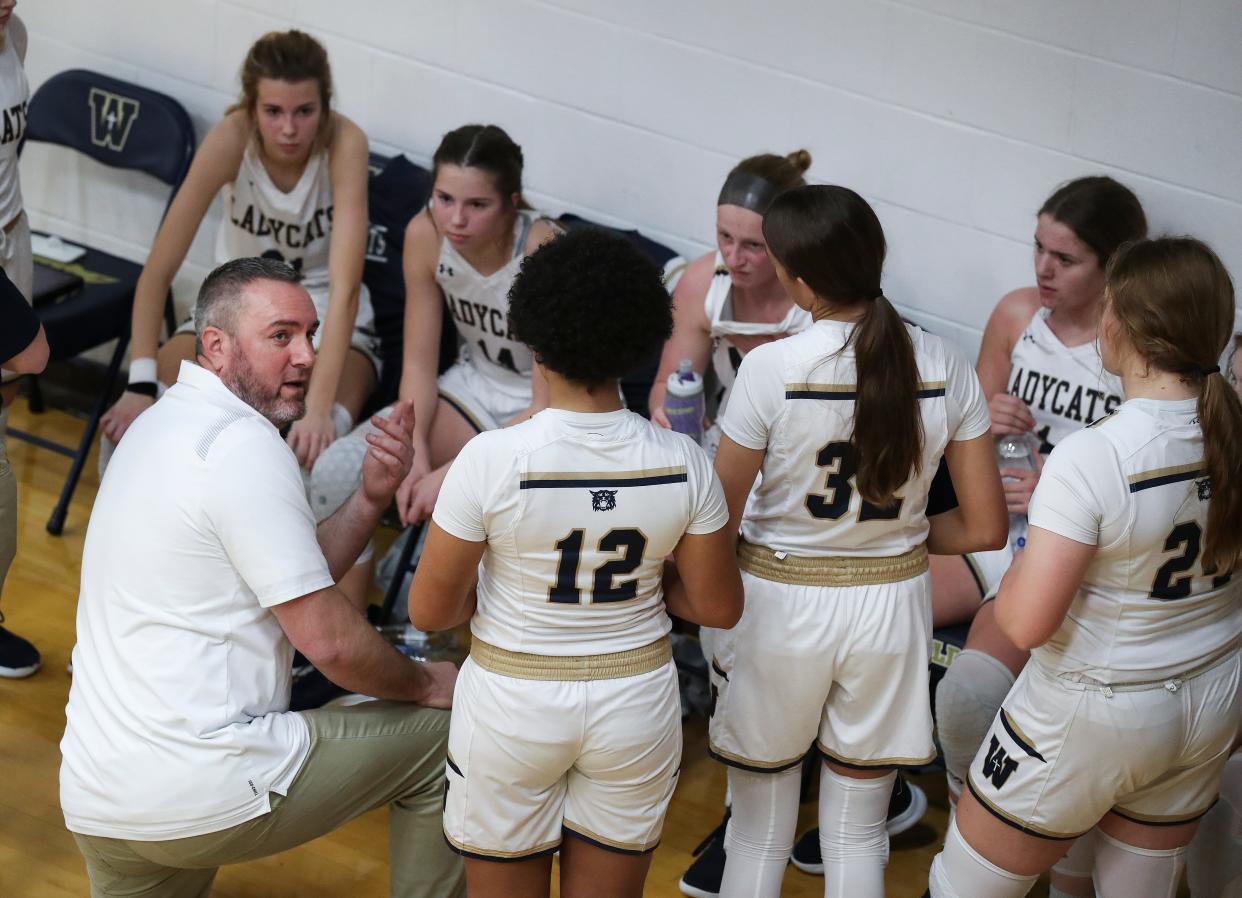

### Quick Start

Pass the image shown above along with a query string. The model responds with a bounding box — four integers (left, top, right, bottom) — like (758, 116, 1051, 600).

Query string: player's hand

(287, 409, 338, 470)
(396, 452, 432, 520)
(101, 391, 155, 443)
(988, 393, 1036, 438)
(412, 660, 458, 709)
(999, 456, 1043, 515)
(400, 464, 447, 527)
(650, 405, 672, 429)
(361, 401, 415, 507)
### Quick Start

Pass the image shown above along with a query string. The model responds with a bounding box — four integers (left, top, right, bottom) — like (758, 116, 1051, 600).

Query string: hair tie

(1201, 364, 1221, 377)
(871, 290, 885, 301)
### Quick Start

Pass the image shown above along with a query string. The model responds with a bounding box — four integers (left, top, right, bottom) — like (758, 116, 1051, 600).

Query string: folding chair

(7, 69, 195, 534)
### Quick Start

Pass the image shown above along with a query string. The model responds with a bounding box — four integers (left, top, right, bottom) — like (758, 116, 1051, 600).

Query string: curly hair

(508, 228, 673, 386)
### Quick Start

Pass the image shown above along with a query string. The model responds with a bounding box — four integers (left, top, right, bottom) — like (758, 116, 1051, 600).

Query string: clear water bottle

(664, 359, 705, 445)
(996, 433, 1040, 553)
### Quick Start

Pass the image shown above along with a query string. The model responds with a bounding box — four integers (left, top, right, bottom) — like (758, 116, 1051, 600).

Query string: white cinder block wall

(19, 0, 1242, 361)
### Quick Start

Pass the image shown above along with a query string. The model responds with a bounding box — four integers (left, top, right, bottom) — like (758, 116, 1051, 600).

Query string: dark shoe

(0, 625, 41, 678)
(789, 776, 928, 875)
(678, 809, 729, 898)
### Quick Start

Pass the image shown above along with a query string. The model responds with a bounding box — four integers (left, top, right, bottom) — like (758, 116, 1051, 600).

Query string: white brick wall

(18, 0, 1242, 358)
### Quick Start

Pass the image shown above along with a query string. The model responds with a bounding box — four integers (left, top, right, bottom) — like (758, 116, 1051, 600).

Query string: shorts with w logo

(967, 651, 1241, 839)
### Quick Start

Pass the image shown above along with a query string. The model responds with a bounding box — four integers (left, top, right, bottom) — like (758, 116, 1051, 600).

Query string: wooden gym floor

(0, 398, 1054, 897)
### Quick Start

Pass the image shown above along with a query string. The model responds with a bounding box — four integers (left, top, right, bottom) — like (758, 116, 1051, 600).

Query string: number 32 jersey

(721, 318, 991, 558)
(1028, 397, 1241, 681)
(433, 407, 728, 655)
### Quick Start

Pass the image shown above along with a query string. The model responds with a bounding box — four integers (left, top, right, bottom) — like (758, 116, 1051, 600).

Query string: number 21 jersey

(1028, 397, 1241, 680)
(433, 407, 728, 655)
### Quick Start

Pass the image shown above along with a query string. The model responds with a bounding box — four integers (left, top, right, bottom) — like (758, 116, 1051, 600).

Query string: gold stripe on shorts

(737, 541, 929, 587)
(470, 636, 672, 682)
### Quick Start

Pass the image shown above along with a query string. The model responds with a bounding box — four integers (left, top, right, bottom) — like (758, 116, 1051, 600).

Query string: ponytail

(1199, 370, 1242, 573)
(1106, 237, 1241, 574)
(851, 295, 923, 507)
(763, 185, 922, 507)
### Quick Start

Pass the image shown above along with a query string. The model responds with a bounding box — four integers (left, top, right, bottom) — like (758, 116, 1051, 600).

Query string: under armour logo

(982, 736, 1019, 789)
(1197, 478, 1212, 501)
(438, 263, 455, 277)
(590, 489, 617, 512)
(88, 88, 141, 151)
(1021, 332, 1036, 344)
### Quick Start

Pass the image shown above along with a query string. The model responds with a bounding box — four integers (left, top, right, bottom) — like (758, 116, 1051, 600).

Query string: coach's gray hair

(193, 257, 302, 356)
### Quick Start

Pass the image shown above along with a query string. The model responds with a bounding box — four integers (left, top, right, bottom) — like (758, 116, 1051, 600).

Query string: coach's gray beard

(222, 352, 306, 428)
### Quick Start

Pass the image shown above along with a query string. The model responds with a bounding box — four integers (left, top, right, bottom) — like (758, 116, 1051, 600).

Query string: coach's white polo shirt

(60, 362, 334, 840)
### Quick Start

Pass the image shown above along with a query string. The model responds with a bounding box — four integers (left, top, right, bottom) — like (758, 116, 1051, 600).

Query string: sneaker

(678, 809, 729, 898)
(789, 776, 928, 875)
(0, 624, 41, 678)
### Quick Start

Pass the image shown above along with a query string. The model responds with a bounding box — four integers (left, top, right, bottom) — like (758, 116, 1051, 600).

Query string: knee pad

(819, 767, 895, 898)
(1094, 829, 1185, 898)
(937, 649, 1016, 796)
(307, 425, 371, 523)
(720, 766, 800, 898)
(929, 817, 1038, 898)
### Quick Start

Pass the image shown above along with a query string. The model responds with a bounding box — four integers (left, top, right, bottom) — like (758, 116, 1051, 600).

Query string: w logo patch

(982, 736, 1019, 789)
(590, 489, 617, 512)
(88, 88, 141, 151)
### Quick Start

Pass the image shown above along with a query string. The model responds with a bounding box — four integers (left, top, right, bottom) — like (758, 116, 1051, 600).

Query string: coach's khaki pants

(72, 701, 465, 898)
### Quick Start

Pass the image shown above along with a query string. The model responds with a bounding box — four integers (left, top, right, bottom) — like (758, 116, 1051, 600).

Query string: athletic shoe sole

(788, 782, 929, 875)
(0, 661, 40, 678)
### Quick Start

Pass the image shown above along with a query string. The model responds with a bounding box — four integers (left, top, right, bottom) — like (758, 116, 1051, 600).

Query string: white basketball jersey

(437, 211, 538, 394)
(704, 252, 812, 411)
(721, 319, 991, 557)
(1029, 398, 1241, 680)
(217, 143, 334, 293)
(433, 407, 728, 655)
(1008, 307, 1122, 454)
(0, 16, 28, 228)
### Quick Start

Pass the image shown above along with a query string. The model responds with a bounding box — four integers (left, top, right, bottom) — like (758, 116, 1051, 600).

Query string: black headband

(718, 171, 781, 215)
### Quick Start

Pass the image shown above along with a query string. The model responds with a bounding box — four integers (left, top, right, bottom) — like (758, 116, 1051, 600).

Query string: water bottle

(996, 433, 1040, 554)
(664, 359, 705, 445)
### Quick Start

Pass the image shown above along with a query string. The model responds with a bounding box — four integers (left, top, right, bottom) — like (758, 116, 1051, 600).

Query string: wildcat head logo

(590, 489, 617, 512)
(88, 88, 141, 151)
(1197, 478, 1212, 501)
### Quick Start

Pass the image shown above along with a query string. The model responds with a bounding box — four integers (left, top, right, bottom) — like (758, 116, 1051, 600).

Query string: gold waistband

(737, 540, 929, 587)
(470, 636, 672, 682)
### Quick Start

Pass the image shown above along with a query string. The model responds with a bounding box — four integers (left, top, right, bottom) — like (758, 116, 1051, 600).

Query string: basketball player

(100, 30, 378, 472)
(408, 227, 744, 898)
(710, 185, 1006, 898)
(648, 150, 813, 454)
(931, 176, 1148, 898)
(930, 237, 1242, 898)
(307, 124, 558, 605)
(0, 0, 39, 676)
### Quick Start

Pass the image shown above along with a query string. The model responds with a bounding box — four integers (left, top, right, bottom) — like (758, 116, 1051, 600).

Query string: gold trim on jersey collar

(470, 636, 672, 681)
(738, 540, 928, 587)
(521, 467, 687, 482)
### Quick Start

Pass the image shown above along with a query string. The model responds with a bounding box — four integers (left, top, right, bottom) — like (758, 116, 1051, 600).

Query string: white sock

(928, 817, 1038, 898)
(720, 766, 800, 898)
(1093, 829, 1185, 898)
(819, 766, 894, 898)
(1050, 829, 1097, 897)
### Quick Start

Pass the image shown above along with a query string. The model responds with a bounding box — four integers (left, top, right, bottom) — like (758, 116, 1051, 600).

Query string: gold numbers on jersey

(549, 528, 648, 604)
(1150, 520, 1232, 600)
(806, 441, 903, 523)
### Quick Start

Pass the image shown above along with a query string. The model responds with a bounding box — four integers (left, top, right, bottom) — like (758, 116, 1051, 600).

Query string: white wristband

(127, 357, 158, 385)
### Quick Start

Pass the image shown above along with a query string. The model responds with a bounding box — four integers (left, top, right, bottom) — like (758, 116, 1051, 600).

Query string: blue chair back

(23, 68, 195, 188)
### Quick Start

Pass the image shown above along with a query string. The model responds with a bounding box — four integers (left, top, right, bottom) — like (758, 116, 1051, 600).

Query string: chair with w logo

(8, 69, 194, 534)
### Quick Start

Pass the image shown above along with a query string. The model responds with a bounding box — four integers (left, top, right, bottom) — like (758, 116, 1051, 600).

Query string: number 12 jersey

(433, 407, 728, 655)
